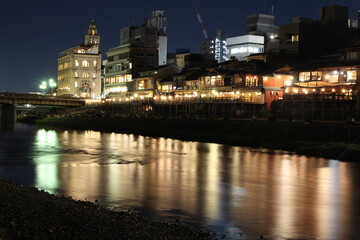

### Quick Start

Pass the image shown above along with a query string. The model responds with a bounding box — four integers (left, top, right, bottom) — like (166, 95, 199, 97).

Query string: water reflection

(33, 129, 60, 193)
(1, 126, 359, 239)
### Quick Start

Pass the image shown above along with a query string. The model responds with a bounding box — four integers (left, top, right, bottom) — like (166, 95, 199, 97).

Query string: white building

(58, 20, 102, 98)
(226, 35, 264, 61)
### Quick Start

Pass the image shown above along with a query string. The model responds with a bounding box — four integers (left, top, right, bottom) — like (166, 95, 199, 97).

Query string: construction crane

(194, 4, 210, 40)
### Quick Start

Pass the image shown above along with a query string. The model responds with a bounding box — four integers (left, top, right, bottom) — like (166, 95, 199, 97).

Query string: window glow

(230, 47, 261, 54)
(82, 61, 90, 68)
(285, 80, 292, 86)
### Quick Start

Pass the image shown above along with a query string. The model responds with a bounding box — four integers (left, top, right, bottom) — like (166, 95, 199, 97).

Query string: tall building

(58, 20, 102, 98)
(279, 5, 360, 63)
(104, 10, 167, 96)
(200, 30, 226, 63)
(320, 5, 348, 28)
(200, 38, 215, 61)
(247, 14, 279, 38)
(247, 13, 279, 52)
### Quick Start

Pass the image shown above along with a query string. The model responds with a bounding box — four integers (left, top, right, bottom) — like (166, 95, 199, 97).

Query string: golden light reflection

(33, 129, 60, 194)
(27, 128, 359, 239)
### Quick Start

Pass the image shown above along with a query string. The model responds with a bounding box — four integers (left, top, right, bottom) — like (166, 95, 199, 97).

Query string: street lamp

(49, 79, 56, 94)
(39, 81, 47, 94)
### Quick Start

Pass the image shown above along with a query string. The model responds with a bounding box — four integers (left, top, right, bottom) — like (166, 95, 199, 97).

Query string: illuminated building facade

(131, 64, 181, 98)
(226, 35, 265, 61)
(200, 30, 226, 63)
(58, 20, 101, 98)
(104, 10, 167, 97)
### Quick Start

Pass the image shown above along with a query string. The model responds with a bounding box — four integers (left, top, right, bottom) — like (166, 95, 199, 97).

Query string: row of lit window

(74, 72, 97, 78)
(74, 82, 96, 88)
(58, 62, 70, 70)
(59, 60, 97, 70)
(204, 76, 224, 87)
(105, 74, 132, 84)
(299, 70, 357, 82)
(74, 60, 97, 68)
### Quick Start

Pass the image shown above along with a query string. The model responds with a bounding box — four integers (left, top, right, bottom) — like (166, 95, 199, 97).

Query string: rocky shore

(0, 180, 212, 239)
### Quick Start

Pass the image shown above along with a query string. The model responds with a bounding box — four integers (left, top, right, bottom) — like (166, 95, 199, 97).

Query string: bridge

(0, 93, 85, 124)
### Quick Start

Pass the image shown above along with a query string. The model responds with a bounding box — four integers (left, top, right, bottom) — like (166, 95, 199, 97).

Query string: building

(199, 38, 214, 61)
(247, 13, 279, 38)
(200, 30, 226, 63)
(104, 10, 167, 97)
(131, 64, 181, 98)
(279, 5, 360, 63)
(226, 35, 265, 61)
(247, 13, 279, 52)
(58, 20, 102, 98)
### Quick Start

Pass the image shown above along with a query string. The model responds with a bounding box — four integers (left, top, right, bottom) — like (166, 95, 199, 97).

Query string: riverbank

(35, 117, 360, 161)
(0, 179, 212, 239)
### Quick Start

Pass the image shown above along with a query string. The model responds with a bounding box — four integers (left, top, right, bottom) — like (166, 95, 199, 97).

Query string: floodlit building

(200, 30, 226, 63)
(57, 20, 102, 98)
(226, 35, 265, 61)
(104, 10, 167, 97)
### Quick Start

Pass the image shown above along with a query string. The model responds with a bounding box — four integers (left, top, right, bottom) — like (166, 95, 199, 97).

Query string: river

(0, 123, 359, 239)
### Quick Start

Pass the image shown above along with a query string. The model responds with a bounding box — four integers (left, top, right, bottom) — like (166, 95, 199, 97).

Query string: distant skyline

(0, 0, 358, 92)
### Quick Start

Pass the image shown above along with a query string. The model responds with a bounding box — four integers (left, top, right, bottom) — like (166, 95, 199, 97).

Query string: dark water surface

(0, 123, 359, 239)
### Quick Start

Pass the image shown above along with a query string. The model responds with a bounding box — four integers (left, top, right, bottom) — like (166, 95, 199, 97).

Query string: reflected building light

(33, 129, 60, 194)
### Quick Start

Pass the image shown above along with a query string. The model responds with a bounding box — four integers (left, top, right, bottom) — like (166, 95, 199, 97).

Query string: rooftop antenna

(271, 5, 274, 15)
(194, 4, 209, 39)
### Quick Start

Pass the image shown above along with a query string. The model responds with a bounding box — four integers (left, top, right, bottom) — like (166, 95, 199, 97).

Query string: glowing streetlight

(39, 81, 47, 93)
(49, 79, 57, 94)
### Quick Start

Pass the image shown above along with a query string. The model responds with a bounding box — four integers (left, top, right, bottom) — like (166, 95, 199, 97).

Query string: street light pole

(39, 81, 47, 94)
(49, 79, 56, 94)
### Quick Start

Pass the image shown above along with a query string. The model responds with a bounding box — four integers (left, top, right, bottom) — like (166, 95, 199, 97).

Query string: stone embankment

(0, 180, 212, 239)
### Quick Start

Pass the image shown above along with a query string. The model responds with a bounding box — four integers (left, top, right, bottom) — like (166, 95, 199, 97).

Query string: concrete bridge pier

(0, 104, 16, 125)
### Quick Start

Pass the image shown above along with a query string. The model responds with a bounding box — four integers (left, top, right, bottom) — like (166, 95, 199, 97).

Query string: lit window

(75, 72, 79, 78)
(291, 35, 299, 42)
(299, 72, 311, 81)
(82, 72, 90, 78)
(82, 61, 89, 68)
(347, 70, 357, 81)
(92, 73, 96, 78)
(75, 82, 78, 87)
(93, 61, 97, 67)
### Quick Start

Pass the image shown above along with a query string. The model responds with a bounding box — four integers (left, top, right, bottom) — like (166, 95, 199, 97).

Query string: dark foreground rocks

(0, 180, 212, 240)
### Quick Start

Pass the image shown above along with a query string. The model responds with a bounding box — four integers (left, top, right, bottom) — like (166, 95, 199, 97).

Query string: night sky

(0, 0, 358, 93)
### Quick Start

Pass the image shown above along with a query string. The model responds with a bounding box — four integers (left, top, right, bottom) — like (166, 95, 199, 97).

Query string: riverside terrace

(0, 93, 85, 124)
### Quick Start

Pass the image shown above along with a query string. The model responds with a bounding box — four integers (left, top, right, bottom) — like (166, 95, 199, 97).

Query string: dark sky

(0, 0, 358, 92)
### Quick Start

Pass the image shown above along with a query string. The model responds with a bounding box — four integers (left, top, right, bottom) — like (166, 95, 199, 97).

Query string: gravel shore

(0, 180, 212, 240)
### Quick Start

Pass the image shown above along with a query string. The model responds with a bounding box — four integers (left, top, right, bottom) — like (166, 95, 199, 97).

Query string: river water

(0, 123, 359, 239)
